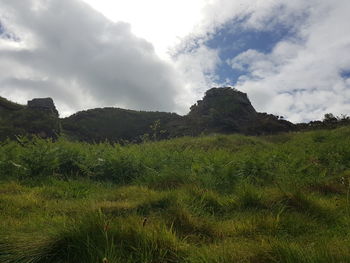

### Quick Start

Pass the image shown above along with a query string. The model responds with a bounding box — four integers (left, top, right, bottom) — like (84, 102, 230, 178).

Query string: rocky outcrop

(27, 98, 58, 116)
(185, 87, 294, 135)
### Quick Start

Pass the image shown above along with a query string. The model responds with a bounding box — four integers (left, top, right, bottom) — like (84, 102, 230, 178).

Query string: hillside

(61, 87, 294, 142)
(0, 97, 60, 140)
(0, 127, 350, 262)
(1, 87, 349, 143)
(61, 108, 182, 142)
(185, 87, 294, 135)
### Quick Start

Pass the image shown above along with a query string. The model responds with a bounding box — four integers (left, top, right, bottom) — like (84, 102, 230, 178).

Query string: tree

(323, 113, 337, 123)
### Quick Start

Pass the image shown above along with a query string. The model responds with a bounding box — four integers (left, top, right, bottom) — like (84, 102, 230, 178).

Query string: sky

(0, 0, 350, 122)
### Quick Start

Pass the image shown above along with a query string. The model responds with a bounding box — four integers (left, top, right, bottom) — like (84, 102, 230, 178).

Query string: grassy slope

(0, 127, 350, 262)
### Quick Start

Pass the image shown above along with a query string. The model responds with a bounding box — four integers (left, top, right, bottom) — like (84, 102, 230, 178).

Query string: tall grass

(1, 127, 350, 262)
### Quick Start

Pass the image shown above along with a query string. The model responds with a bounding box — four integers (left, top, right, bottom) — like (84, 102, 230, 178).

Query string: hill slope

(0, 97, 60, 140)
(61, 107, 181, 142)
(61, 87, 294, 142)
(2, 87, 350, 142)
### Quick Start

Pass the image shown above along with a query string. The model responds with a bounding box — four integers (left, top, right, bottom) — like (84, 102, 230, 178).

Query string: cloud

(1, 0, 349, 122)
(225, 0, 350, 122)
(0, 0, 183, 116)
(81, 0, 207, 58)
(177, 0, 350, 122)
(173, 45, 221, 110)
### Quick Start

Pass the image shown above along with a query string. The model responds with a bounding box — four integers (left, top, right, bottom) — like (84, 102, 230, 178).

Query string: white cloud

(0, 0, 349, 122)
(0, 0, 184, 116)
(186, 0, 350, 122)
(173, 45, 221, 110)
(81, 0, 207, 58)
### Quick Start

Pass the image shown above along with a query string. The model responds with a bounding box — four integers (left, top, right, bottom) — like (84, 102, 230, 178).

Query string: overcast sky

(0, 0, 349, 122)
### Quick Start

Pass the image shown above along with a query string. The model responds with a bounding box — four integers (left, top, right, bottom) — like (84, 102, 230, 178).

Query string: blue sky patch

(0, 20, 20, 41)
(0, 21, 5, 35)
(340, 70, 350, 79)
(205, 18, 299, 85)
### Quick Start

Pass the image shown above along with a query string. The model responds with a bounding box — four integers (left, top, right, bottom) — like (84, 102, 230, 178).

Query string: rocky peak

(204, 87, 249, 102)
(185, 87, 294, 135)
(27, 98, 58, 116)
(189, 87, 257, 118)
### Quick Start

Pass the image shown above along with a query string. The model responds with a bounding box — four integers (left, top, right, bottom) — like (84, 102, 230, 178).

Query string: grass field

(1, 127, 350, 262)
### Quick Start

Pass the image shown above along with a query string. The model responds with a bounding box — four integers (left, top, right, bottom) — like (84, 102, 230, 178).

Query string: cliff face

(185, 87, 258, 134)
(27, 98, 59, 117)
(189, 87, 257, 117)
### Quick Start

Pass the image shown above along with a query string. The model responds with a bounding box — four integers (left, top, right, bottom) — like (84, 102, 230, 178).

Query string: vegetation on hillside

(2, 88, 350, 143)
(61, 87, 294, 143)
(1, 126, 350, 262)
(0, 97, 25, 111)
(61, 108, 181, 143)
(0, 107, 60, 140)
(0, 96, 60, 141)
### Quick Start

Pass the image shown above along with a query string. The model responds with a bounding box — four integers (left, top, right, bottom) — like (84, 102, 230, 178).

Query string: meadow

(0, 127, 350, 262)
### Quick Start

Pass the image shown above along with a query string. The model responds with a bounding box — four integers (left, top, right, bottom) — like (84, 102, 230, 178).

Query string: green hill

(0, 97, 60, 140)
(61, 87, 294, 142)
(1, 87, 349, 143)
(186, 87, 294, 135)
(61, 107, 182, 143)
(0, 127, 350, 262)
(0, 96, 25, 111)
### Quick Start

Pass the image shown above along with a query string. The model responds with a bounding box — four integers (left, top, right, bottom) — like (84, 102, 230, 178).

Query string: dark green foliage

(60, 87, 295, 143)
(0, 97, 25, 111)
(296, 113, 350, 131)
(2, 88, 350, 144)
(61, 108, 181, 143)
(0, 97, 60, 141)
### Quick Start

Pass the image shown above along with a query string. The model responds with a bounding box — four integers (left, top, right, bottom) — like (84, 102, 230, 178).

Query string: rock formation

(27, 98, 59, 116)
